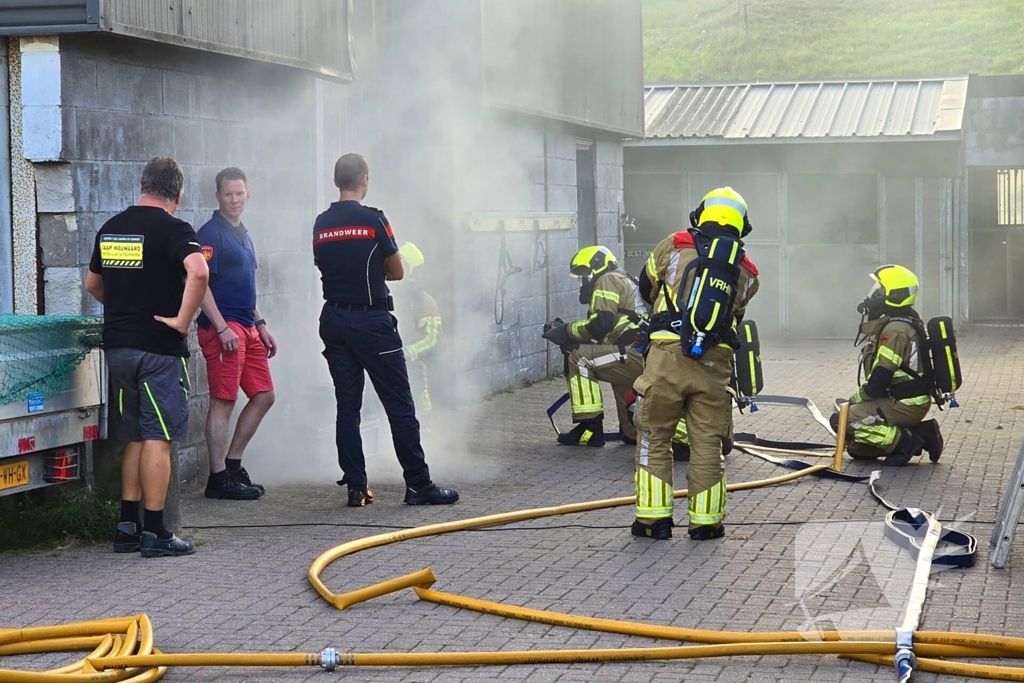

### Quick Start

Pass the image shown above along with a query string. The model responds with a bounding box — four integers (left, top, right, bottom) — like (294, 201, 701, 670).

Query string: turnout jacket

(643, 231, 759, 346)
(855, 313, 930, 404)
(568, 269, 646, 346)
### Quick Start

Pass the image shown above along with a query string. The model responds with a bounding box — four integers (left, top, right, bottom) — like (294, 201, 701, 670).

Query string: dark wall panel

(0, 0, 97, 34)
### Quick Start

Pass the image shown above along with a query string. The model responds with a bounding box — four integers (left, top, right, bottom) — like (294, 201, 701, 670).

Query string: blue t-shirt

(313, 200, 399, 306)
(196, 211, 258, 329)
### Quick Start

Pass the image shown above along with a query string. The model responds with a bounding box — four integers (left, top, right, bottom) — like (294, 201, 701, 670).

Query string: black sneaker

(688, 523, 725, 541)
(140, 531, 195, 558)
(205, 472, 262, 500)
(113, 522, 141, 553)
(404, 483, 459, 505)
(631, 518, 673, 539)
(621, 433, 637, 446)
(347, 485, 374, 507)
(230, 466, 265, 495)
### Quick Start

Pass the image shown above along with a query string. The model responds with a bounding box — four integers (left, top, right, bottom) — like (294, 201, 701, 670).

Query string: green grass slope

(644, 0, 1024, 82)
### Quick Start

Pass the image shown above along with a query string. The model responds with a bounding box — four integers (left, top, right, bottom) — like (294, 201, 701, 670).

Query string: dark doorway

(969, 168, 1024, 320)
(576, 140, 597, 248)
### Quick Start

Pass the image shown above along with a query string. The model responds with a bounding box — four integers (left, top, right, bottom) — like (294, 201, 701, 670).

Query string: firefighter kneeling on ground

(632, 187, 760, 541)
(396, 242, 442, 417)
(542, 246, 647, 447)
(831, 264, 944, 467)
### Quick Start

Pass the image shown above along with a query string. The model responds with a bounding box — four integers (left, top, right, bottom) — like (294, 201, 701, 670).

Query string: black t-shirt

(312, 200, 399, 306)
(88, 206, 202, 356)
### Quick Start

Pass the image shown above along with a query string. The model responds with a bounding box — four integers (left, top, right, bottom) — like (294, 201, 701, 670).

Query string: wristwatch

(255, 318, 267, 328)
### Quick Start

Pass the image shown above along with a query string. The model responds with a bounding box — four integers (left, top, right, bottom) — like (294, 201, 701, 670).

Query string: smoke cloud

(226, 1, 547, 486)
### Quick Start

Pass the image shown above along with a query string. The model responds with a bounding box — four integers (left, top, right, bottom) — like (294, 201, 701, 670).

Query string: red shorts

(198, 322, 275, 401)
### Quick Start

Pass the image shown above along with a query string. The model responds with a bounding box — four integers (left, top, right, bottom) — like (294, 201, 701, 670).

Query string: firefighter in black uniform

(313, 153, 459, 508)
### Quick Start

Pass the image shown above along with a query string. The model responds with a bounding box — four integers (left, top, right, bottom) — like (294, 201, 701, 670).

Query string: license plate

(0, 459, 30, 491)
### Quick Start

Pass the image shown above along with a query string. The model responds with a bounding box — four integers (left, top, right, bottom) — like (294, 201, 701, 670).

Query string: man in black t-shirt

(85, 156, 210, 558)
(314, 153, 458, 508)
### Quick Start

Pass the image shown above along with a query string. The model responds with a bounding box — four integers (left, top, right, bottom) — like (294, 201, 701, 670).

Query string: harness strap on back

(868, 317, 942, 407)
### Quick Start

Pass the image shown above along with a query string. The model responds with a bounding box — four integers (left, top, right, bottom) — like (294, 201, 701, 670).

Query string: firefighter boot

(912, 419, 944, 463)
(688, 523, 725, 541)
(883, 429, 925, 467)
(631, 518, 673, 540)
(557, 417, 606, 447)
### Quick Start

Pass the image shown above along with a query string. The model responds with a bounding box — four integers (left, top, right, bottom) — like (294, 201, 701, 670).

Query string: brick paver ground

(4, 327, 1024, 682)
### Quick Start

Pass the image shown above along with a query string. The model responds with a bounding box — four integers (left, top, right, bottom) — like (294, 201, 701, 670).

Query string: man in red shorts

(197, 167, 277, 500)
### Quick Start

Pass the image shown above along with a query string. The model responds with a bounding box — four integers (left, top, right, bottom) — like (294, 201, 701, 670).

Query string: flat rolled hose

(732, 432, 835, 451)
(755, 394, 838, 437)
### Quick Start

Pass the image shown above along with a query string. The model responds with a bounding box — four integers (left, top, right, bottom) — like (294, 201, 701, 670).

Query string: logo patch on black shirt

(100, 234, 144, 268)
(315, 227, 377, 244)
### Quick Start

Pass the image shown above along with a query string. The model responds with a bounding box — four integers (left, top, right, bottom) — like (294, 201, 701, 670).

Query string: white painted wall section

(20, 37, 62, 162)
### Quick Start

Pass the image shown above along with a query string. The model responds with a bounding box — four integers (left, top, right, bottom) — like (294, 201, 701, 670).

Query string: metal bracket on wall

(469, 212, 576, 233)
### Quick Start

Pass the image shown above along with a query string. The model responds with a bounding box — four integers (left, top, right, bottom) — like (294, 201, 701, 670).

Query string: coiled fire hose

(1, 403, 1017, 682)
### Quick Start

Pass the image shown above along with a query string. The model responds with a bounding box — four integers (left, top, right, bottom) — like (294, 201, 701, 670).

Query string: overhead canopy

(637, 77, 968, 145)
(0, 0, 353, 81)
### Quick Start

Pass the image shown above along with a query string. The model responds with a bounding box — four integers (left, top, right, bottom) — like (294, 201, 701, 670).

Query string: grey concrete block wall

(447, 123, 610, 400)
(60, 33, 317, 315)
(965, 96, 1024, 167)
(56, 33, 318, 495)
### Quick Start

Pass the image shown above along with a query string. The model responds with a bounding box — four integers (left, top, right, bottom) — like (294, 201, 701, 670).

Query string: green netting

(0, 315, 103, 407)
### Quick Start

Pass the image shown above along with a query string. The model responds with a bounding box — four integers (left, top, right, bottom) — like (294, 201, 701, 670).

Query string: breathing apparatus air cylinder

(733, 320, 763, 411)
(926, 316, 962, 407)
(680, 234, 745, 358)
(856, 266, 963, 409)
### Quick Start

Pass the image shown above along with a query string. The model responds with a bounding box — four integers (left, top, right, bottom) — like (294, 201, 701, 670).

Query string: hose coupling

(894, 628, 916, 683)
(320, 647, 340, 672)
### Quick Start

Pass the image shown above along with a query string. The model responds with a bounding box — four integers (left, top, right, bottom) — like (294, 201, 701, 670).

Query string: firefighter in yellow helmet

(396, 242, 441, 415)
(830, 264, 944, 466)
(542, 246, 647, 446)
(632, 187, 760, 541)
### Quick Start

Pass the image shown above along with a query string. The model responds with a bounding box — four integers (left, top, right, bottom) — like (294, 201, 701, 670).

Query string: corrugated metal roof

(643, 78, 968, 142)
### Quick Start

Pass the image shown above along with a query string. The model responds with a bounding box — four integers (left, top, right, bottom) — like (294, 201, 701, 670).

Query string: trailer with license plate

(0, 317, 106, 497)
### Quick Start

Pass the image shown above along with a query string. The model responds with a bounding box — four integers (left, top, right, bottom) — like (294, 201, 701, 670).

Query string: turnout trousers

(319, 305, 431, 489)
(566, 345, 644, 440)
(843, 396, 931, 458)
(633, 340, 733, 528)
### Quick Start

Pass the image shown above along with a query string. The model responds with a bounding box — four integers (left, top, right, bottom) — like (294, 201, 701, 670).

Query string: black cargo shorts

(106, 348, 190, 442)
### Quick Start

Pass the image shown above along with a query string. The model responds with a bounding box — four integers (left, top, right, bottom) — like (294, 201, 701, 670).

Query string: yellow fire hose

(7, 403, 1024, 680)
